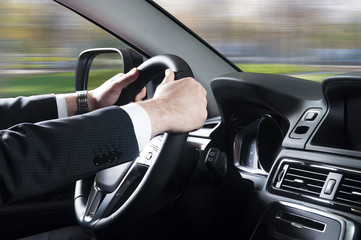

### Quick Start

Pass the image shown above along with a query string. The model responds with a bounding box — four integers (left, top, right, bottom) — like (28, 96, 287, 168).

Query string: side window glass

(0, 1, 128, 98)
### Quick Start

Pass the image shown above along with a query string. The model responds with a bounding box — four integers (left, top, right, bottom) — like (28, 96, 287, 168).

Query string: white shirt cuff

(55, 94, 68, 118)
(120, 103, 151, 152)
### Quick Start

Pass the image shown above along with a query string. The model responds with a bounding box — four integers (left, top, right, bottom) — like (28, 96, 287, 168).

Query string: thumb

(117, 68, 139, 88)
(160, 69, 175, 85)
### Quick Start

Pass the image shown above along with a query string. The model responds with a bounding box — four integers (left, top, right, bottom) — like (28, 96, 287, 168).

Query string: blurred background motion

(0, 0, 123, 97)
(155, 0, 361, 80)
(0, 0, 360, 97)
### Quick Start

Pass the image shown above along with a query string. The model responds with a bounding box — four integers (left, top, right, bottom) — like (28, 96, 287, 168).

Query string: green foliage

(0, 72, 75, 97)
(0, 69, 122, 98)
(290, 73, 337, 82)
(236, 63, 339, 82)
(236, 63, 321, 75)
(88, 69, 122, 90)
(0, 64, 340, 99)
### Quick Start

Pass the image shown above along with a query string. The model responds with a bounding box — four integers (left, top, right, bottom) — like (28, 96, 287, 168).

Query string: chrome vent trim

(276, 162, 328, 197)
(272, 158, 361, 215)
(335, 173, 361, 209)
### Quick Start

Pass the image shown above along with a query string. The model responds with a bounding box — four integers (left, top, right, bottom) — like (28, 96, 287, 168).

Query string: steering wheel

(74, 54, 194, 238)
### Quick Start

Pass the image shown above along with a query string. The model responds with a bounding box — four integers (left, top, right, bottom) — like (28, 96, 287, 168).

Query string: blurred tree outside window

(0, 0, 126, 97)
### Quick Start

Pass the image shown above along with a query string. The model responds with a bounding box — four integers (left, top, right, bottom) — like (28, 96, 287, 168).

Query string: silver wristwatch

(76, 90, 89, 114)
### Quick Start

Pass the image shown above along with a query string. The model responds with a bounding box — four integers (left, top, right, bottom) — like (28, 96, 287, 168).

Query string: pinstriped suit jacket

(0, 94, 139, 204)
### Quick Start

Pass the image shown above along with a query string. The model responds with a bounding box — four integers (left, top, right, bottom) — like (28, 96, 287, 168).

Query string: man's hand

(64, 68, 146, 116)
(88, 68, 146, 111)
(138, 69, 207, 137)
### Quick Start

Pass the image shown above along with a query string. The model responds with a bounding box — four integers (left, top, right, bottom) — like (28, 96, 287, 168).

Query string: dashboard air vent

(275, 163, 329, 197)
(272, 159, 361, 215)
(335, 172, 361, 209)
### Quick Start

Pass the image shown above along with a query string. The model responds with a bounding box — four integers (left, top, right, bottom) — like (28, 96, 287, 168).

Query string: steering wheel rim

(74, 54, 193, 238)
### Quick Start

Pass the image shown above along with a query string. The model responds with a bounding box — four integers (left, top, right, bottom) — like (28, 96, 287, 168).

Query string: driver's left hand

(88, 68, 146, 111)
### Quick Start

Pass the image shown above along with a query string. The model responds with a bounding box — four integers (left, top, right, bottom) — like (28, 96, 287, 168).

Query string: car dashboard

(189, 71, 361, 239)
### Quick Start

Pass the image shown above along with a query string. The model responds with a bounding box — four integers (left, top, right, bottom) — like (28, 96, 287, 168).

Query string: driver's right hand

(138, 69, 207, 137)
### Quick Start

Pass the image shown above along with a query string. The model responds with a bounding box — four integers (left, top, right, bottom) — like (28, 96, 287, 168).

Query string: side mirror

(75, 48, 144, 91)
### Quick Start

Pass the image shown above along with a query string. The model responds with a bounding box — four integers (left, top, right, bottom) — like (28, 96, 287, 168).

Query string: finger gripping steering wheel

(74, 54, 193, 238)
(115, 54, 193, 105)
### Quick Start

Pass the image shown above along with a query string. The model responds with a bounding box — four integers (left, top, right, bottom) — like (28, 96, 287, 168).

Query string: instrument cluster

(232, 111, 285, 176)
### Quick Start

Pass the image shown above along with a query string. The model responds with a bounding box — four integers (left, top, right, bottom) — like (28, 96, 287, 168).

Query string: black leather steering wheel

(74, 54, 193, 238)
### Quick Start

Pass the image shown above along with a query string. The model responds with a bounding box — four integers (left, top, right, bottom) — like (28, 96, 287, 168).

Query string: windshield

(154, 0, 361, 82)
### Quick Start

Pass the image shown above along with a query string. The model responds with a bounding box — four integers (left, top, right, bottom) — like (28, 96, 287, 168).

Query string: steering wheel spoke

(136, 135, 163, 166)
(83, 183, 105, 223)
(82, 161, 147, 224)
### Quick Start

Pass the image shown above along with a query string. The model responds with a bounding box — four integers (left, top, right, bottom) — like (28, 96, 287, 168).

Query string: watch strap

(76, 90, 89, 114)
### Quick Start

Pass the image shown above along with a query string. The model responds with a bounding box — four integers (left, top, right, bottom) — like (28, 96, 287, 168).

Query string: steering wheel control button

(204, 148, 228, 179)
(137, 136, 163, 166)
(146, 152, 153, 160)
(145, 149, 157, 165)
(206, 149, 217, 163)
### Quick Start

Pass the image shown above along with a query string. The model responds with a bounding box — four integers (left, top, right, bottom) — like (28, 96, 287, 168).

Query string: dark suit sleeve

(0, 106, 139, 204)
(0, 94, 58, 130)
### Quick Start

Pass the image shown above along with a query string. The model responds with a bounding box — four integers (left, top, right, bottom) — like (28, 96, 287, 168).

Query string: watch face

(77, 90, 89, 114)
